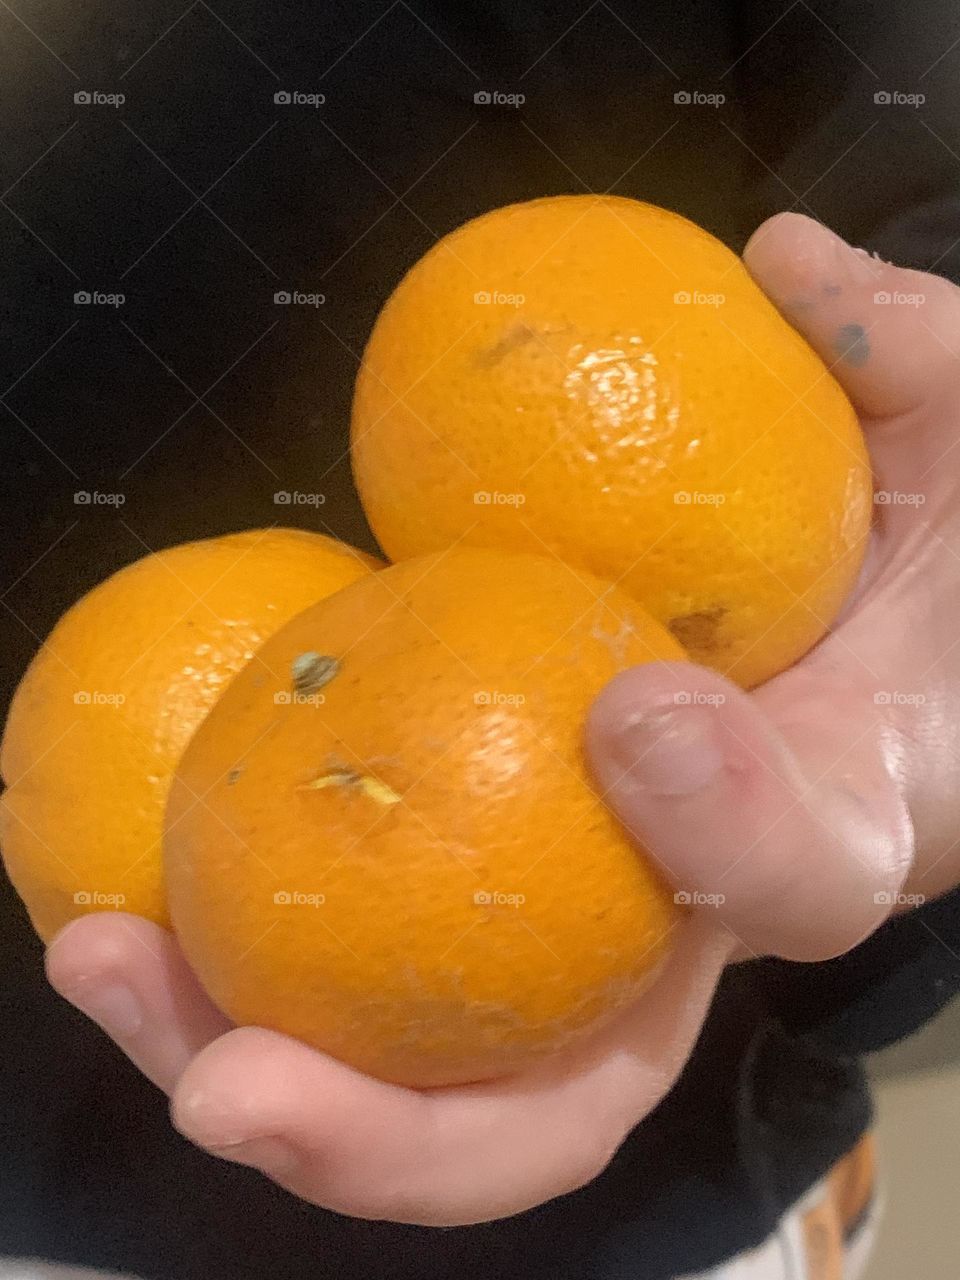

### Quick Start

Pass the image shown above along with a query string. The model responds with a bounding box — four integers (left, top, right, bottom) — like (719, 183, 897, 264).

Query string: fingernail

(209, 1136, 300, 1176)
(66, 982, 143, 1037)
(608, 706, 724, 796)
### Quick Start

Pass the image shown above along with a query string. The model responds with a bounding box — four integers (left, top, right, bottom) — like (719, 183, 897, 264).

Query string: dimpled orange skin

(165, 548, 684, 1088)
(352, 195, 872, 689)
(0, 529, 380, 942)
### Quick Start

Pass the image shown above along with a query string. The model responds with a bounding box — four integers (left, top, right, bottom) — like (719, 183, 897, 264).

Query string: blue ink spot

(822, 282, 842, 297)
(834, 323, 869, 367)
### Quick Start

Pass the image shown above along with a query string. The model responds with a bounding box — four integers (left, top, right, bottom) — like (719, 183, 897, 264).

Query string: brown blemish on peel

(291, 652, 340, 694)
(668, 606, 728, 652)
(475, 322, 536, 367)
(226, 766, 244, 785)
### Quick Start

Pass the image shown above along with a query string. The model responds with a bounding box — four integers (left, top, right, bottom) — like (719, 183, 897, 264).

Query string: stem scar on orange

(351, 195, 872, 688)
(164, 547, 687, 1087)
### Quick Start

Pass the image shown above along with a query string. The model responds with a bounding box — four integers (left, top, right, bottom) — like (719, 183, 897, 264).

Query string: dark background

(3, 3, 960, 1277)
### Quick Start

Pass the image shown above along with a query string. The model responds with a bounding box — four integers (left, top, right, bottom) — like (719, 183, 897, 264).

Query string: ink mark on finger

(834, 322, 870, 367)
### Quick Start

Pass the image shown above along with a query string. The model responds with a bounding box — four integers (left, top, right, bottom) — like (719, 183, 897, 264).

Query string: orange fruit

(165, 548, 685, 1087)
(352, 195, 872, 688)
(1, 529, 380, 942)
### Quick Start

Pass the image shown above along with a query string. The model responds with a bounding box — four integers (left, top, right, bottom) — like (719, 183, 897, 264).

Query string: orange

(352, 195, 872, 688)
(0, 529, 380, 941)
(164, 547, 685, 1087)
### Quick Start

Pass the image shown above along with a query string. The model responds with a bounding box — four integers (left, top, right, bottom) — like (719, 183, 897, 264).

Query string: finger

(586, 662, 914, 961)
(170, 917, 728, 1226)
(743, 212, 960, 427)
(45, 913, 230, 1093)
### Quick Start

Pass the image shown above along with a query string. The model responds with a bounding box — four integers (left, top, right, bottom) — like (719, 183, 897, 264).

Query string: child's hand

(45, 910, 728, 1224)
(589, 212, 960, 962)
(45, 213, 960, 1225)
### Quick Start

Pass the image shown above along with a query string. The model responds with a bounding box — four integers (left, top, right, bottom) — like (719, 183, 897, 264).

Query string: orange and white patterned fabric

(678, 1135, 878, 1280)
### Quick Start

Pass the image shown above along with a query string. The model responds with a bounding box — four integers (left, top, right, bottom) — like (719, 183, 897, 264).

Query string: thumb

(743, 211, 960, 423)
(585, 663, 914, 961)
